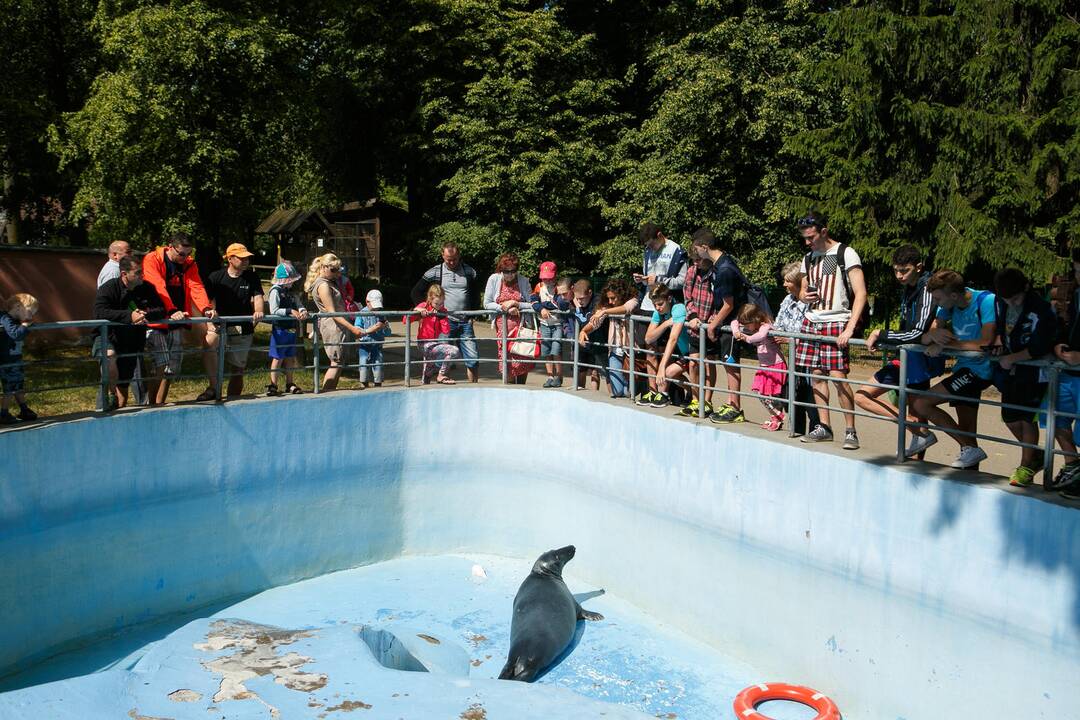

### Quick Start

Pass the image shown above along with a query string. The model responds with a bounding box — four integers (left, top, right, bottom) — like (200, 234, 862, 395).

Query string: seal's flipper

(575, 603, 604, 621)
(573, 589, 606, 603)
(498, 657, 538, 682)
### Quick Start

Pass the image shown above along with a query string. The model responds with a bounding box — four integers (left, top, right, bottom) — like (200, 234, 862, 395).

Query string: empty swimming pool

(1, 388, 1077, 719)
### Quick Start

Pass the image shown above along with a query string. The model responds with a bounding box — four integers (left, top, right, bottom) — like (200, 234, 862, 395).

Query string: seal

(498, 545, 604, 682)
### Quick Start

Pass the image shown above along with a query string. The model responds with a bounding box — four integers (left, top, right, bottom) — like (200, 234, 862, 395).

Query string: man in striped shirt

(857, 245, 939, 455)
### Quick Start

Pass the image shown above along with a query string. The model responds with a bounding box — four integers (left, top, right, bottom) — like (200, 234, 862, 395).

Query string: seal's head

(532, 545, 576, 577)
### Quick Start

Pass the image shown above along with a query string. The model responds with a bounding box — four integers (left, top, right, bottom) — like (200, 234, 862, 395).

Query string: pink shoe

(761, 414, 783, 432)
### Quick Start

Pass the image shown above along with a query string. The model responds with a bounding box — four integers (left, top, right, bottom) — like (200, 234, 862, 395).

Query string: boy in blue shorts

(909, 270, 997, 469)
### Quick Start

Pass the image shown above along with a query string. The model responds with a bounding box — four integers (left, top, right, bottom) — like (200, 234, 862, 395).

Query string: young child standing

(0, 294, 39, 423)
(412, 284, 462, 384)
(356, 289, 391, 387)
(267, 262, 307, 396)
(531, 261, 571, 388)
(732, 303, 787, 431)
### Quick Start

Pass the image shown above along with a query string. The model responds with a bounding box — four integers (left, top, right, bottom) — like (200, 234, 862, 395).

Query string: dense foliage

(1, 0, 1076, 286)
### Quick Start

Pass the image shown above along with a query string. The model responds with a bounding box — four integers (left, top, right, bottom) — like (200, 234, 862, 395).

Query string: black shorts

(687, 329, 723, 357)
(715, 332, 744, 363)
(873, 363, 931, 393)
(999, 370, 1047, 423)
(940, 368, 993, 408)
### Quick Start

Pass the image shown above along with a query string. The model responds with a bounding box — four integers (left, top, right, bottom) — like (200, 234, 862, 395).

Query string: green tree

(0, 0, 99, 245)
(52, 1, 330, 250)
(598, 0, 826, 284)
(418, 0, 626, 275)
(786, 0, 1080, 282)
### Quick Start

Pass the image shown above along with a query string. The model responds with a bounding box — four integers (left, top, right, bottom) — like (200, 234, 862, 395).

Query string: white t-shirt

(801, 243, 861, 323)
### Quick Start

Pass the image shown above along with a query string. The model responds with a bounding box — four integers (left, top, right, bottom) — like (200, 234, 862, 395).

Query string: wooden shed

(255, 199, 408, 282)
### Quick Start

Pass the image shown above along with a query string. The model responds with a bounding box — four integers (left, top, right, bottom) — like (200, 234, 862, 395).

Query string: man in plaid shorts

(795, 214, 868, 449)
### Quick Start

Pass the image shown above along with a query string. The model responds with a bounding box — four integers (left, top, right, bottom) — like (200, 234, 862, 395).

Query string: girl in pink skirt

(732, 304, 787, 431)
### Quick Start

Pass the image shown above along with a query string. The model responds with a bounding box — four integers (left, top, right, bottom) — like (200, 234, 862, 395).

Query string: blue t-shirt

(651, 303, 691, 356)
(355, 307, 391, 344)
(935, 288, 996, 380)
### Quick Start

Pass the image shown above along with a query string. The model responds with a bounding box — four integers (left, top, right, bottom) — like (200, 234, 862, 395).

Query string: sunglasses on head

(796, 216, 822, 229)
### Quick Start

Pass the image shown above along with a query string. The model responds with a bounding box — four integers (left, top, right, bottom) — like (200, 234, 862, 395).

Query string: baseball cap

(539, 261, 557, 280)
(224, 243, 254, 259)
(366, 289, 384, 309)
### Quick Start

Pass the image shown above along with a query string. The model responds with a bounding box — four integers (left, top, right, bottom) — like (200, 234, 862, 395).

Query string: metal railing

(6, 309, 1075, 484)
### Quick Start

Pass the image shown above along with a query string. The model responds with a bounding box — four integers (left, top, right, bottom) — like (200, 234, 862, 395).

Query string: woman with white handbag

(483, 252, 536, 384)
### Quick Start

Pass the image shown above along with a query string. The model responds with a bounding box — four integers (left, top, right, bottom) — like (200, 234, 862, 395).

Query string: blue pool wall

(1, 388, 1078, 719)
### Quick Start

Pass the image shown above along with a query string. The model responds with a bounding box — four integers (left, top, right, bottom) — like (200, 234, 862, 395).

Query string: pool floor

(0, 554, 822, 719)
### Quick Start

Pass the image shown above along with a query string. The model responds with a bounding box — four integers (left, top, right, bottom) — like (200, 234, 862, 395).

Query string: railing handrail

(24, 309, 1059, 369)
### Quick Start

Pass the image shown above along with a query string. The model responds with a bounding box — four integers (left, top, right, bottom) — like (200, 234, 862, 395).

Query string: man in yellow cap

(197, 243, 266, 401)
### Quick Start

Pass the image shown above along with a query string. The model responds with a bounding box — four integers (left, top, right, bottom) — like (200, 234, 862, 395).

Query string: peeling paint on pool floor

(0, 554, 820, 720)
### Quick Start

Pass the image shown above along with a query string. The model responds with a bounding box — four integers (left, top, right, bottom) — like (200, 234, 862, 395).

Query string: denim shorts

(540, 322, 563, 357)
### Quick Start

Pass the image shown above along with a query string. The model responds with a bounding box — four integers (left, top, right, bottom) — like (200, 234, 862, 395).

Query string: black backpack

(729, 260, 774, 320)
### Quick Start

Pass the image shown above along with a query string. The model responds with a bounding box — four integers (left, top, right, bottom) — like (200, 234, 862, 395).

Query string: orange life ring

(733, 682, 841, 720)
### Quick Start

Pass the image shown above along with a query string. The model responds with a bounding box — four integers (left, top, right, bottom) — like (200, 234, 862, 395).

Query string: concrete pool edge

(2, 387, 1078, 719)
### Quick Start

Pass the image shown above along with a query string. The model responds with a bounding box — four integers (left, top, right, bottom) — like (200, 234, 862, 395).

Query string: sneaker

(17, 406, 37, 421)
(543, 377, 557, 388)
(0, 411, 17, 425)
(266, 384, 282, 397)
(1049, 460, 1080, 490)
(677, 398, 700, 417)
(1008, 465, 1037, 487)
(649, 392, 670, 408)
(703, 401, 715, 416)
(709, 405, 746, 424)
(842, 429, 860, 450)
(635, 391, 655, 406)
(904, 431, 938, 458)
(553, 376, 563, 388)
(950, 446, 987, 469)
(1061, 484, 1080, 501)
(801, 424, 834, 443)
(195, 387, 218, 402)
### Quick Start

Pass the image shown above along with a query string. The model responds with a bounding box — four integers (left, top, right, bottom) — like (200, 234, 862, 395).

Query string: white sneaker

(904, 431, 938, 457)
(951, 446, 987, 469)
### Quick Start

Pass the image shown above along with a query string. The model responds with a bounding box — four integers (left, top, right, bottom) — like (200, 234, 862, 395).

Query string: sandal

(285, 383, 304, 394)
(266, 384, 282, 397)
(436, 375, 456, 385)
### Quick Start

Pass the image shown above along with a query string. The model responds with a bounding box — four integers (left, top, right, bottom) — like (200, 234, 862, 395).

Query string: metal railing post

(312, 318, 321, 394)
(97, 321, 111, 414)
(1044, 365, 1058, 484)
(896, 346, 909, 462)
(215, 321, 227, 401)
(697, 327, 706, 418)
(628, 315, 637, 401)
(500, 311, 509, 384)
(404, 313, 412, 388)
(787, 335, 797, 437)
(572, 314, 580, 391)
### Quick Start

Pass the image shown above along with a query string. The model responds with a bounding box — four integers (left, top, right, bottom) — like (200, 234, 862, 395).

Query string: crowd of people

(3, 217, 1080, 499)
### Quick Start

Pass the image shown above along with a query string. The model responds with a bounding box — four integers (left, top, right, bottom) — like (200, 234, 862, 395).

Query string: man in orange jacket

(142, 232, 217, 405)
